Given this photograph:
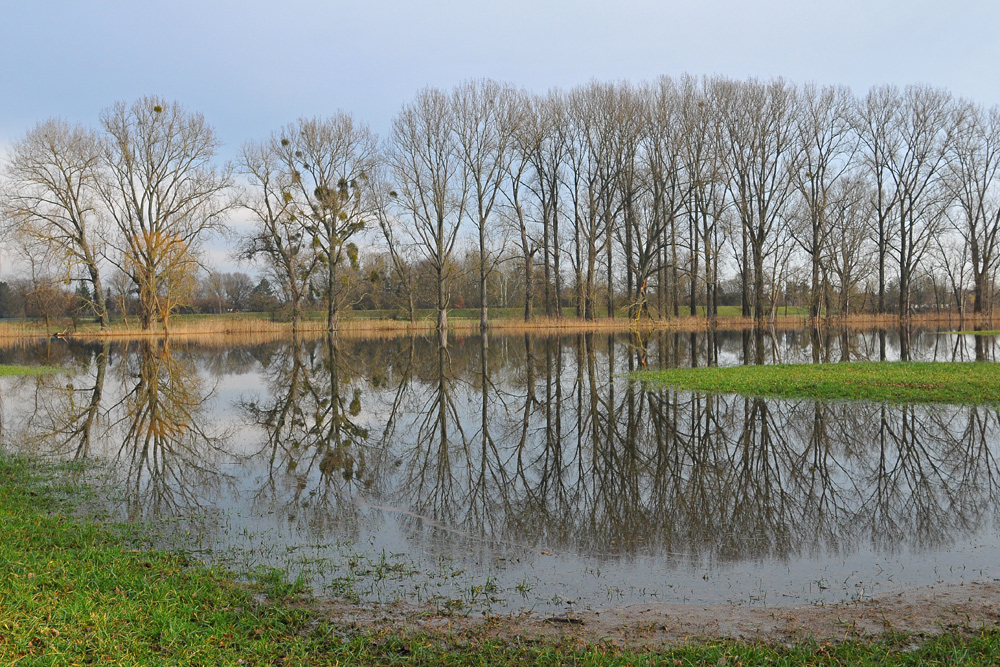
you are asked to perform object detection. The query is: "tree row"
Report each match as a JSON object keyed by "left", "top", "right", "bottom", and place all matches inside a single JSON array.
[{"left": 4, "top": 75, "right": 1000, "bottom": 330}]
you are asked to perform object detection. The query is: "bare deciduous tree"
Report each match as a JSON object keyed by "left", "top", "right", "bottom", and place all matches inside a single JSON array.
[
  {"left": 98, "top": 97, "right": 233, "bottom": 331},
  {"left": 274, "top": 115, "right": 378, "bottom": 330},
  {"left": 826, "top": 175, "right": 875, "bottom": 316},
  {"left": 453, "top": 79, "right": 518, "bottom": 329},
  {"left": 239, "top": 137, "right": 318, "bottom": 331},
  {"left": 946, "top": 102, "right": 1000, "bottom": 315},
  {"left": 2, "top": 119, "right": 108, "bottom": 326},
  {"left": 790, "top": 84, "right": 857, "bottom": 320},
  {"left": 883, "top": 85, "right": 958, "bottom": 316},
  {"left": 714, "top": 77, "right": 799, "bottom": 322},
  {"left": 387, "top": 88, "right": 469, "bottom": 331}
]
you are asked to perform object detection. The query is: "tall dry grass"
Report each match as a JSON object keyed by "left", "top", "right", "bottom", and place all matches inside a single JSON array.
[{"left": 2, "top": 309, "right": 997, "bottom": 344}]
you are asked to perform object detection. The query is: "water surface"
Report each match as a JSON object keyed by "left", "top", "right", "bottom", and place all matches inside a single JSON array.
[{"left": 2, "top": 326, "right": 999, "bottom": 614}]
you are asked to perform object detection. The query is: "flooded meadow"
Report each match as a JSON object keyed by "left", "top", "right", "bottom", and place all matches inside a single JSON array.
[{"left": 2, "top": 327, "right": 1000, "bottom": 617}]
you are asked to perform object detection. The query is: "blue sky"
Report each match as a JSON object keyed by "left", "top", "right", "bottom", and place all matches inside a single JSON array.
[
  {"left": 3, "top": 0, "right": 998, "bottom": 274},
  {"left": 4, "top": 0, "right": 999, "bottom": 156}
]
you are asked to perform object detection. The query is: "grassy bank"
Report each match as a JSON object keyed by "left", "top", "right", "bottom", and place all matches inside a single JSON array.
[
  {"left": 637, "top": 361, "right": 1000, "bottom": 404},
  {"left": 3, "top": 455, "right": 1000, "bottom": 664}
]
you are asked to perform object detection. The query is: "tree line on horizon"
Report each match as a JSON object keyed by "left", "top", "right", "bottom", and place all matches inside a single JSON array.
[{"left": 3, "top": 75, "right": 1000, "bottom": 331}]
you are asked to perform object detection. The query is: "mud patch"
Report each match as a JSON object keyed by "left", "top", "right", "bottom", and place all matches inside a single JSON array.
[{"left": 318, "top": 580, "right": 1000, "bottom": 647}]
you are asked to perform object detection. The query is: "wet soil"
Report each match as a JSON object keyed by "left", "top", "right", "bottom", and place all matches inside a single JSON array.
[{"left": 318, "top": 580, "right": 1000, "bottom": 647}]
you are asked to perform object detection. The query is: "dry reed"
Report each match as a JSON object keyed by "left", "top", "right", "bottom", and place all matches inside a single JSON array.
[{"left": 1, "top": 310, "right": 995, "bottom": 344}]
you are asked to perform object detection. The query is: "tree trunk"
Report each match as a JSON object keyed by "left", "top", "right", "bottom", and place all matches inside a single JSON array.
[
  {"left": 436, "top": 265, "right": 447, "bottom": 330},
  {"left": 810, "top": 222, "right": 821, "bottom": 320},
  {"left": 552, "top": 190, "right": 563, "bottom": 319},
  {"left": 625, "top": 198, "right": 634, "bottom": 319},
  {"left": 479, "top": 221, "right": 488, "bottom": 330},
  {"left": 606, "top": 234, "right": 614, "bottom": 319},
  {"left": 690, "top": 215, "right": 699, "bottom": 317},
  {"left": 542, "top": 201, "right": 552, "bottom": 317},
  {"left": 877, "top": 220, "right": 886, "bottom": 314},
  {"left": 753, "top": 243, "right": 765, "bottom": 324},
  {"left": 85, "top": 259, "right": 109, "bottom": 329},
  {"left": 291, "top": 295, "right": 301, "bottom": 334},
  {"left": 327, "top": 262, "right": 337, "bottom": 331},
  {"left": 670, "top": 216, "right": 679, "bottom": 318},
  {"left": 523, "top": 251, "right": 534, "bottom": 322},
  {"left": 741, "top": 226, "right": 750, "bottom": 318},
  {"left": 973, "top": 266, "right": 986, "bottom": 315}
]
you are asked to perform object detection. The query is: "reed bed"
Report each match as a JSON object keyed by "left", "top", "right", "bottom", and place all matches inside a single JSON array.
[
  {"left": 1, "top": 309, "right": 997, "bottom": 343},
  {"left": 822, "top": 311, "right": 999, "bottom": 330},
  {"left": 0, "top": 321, "right": 52, "bottom": 339}
]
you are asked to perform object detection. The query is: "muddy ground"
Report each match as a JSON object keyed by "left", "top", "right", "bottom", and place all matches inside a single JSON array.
[{"left": 317, "top": 580, "right": 1000, "bottom": 647}]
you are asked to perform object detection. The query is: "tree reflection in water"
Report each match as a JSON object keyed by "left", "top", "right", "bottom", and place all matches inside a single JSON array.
[
  {"left": 11, "top": 339, "right": 232, "bottom": 519},
  {"left": 113, "top": 340, "right": 232, "bottom": 518},
  {"left": 18, "top": 341, "right": 109, "bottom": 461},
  {"left": 240, "top": 334, "right": 373, "bottom": 537},
  {"left": 5, "top": 328, "right": 1000, "bottom": 605}
]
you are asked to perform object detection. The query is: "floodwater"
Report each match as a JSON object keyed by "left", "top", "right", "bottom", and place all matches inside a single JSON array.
[{"left": 2, "top": 327, "right": 1000, "bottom": 615}]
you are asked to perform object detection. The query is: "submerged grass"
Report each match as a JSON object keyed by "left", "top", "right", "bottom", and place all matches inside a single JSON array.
[
  {"left": 0, "top": 364, "right": 61, "bottom": 377},
  {"left": 637, "top": 361, "right": 1000, "bottom": 404},
  {"left": 4, "top": 453, "right": 1000, "bottom": 665}
]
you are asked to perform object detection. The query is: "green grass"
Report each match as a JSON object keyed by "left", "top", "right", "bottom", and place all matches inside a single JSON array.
[
  {"left": 637, "top": 361, "right": 1000, "bottom": 404},
  {"left": 952, "top": 330, "right": 1000, "bottom": 335},
  {"left": 4, "top": 453, "right": 1000, "bottom": 665},
  {"left": 15, "top": 304, "right": 810, "bottom": 330},
  {"left": 0, "top": 364, "right": 61, "bottom": 377}
]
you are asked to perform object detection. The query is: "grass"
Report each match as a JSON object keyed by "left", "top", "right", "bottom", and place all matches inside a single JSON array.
[
  {"left": 953, "top": 329, "right": 1000, "bottom": 335},
  {"left": 3, "top": 454, "right": 1000, "bottom": 664},
  {"left": 0, "top": 364, "right": 61, "bottom": 377},
  {"left": 637, "top": 361, "right": 1000, "bottom": 405}
]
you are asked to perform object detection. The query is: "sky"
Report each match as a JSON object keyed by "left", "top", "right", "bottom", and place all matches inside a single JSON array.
[
  {"left": 3, "top": 0, "right": 999, "bottom": 271},
  {"left": 4, "top": 1, "right": 1000, "bottom": 152}
]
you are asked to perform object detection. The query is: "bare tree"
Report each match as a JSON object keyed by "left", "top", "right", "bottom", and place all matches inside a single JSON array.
[
  {"left": 12, "top": 233, "right": 70, "bottom": 333},
  {"left": 714, "top": 77, "right": 799, "bottom": 322},
  {"left": 930, "top": 232, "right": 971, "bottom": 315},
  {"left": 826, "top": 175, "right": 875, "bottom": 316},
  {"left": 2, "top": 119, "right": 108, "bottom": 327},
  {"left": 945, "top": 102, "right": 1000, "bottom": 315},
  {"left": 855, "top": 85, "right": 957, "bottom": 317},
  {"left": 633, "top": 75, "right": 690, "bottom": 319},
  {"left": 98, "top": 97, "right": 233, "bottom": 331},
  {"left": 502, "top": 89, "right": 540, "bottom": 321},
  {"left": 387, "top": 87, "right": 469, "bottom": 330},
  {"left": 883, "top": 85, "right": 959, "bottom": 317},
  {"left": 526, "top": 92, "right": 568, "bottom": 318},
  {"left": 453, "top": 79, "right": 517, "bottom": 329},
  {"left": 680, "top": 75, "right": 728, "bottom": 323},
  {"left": 238, "top": 137, "right": 318, "bottom": 331},
  {"left": 274, "top": 115, "right": 378, "bottom": 330},
  {"left": 565, "top": 82, "right": 627, "bottom": 320},
  {"left": 856, "top": 86, "right": 900, "bottom": 314},
  {"left": 611, "top": 82, "right": 649, "bottom": 318},
  {"left": 369, "top": 163, "right": 418, "bottom": 322},
  {"left": 789, "top": 84, "right": 857, "bottom": 320},
  {"left": 204, "top": 270, "right": 227, "bottom": 314}
]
